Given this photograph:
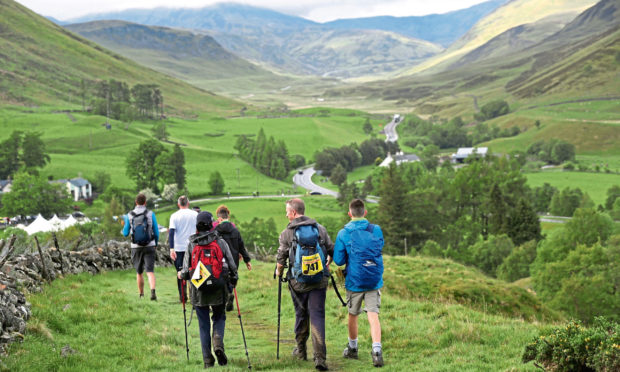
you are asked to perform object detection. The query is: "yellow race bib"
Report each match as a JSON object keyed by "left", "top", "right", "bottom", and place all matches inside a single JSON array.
[{"left": 301, "top": 253, "right": 324, "bottom": 275}]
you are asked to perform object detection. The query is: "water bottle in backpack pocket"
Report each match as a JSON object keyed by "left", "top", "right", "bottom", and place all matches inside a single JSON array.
[
  {"left": 130, "top": 210, "right": 153, "bottom": 246},
  {"left": 190, "top": 239, "right": 226, "bottom": 290},
  {"left": 290, "top": 224, "right": 329, "bottom": 284},
  {"left": 348, "top": 224, "right": 383, "bottom": 289}
]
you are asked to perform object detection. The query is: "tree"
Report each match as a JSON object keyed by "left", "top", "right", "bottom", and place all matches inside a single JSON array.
[
  {"left": 474, "top": 100, "right": 510, "bottom": 121},
  {"left": 330, "top": 163, "right": 347, "bottom": 186},
  {"left": 550, "top": 141, "right": 575, "bottom": 164},
  {"left": 507, "top": 199, "right": 542, "bottom": 246},
  {"left": 0, "top": 131, "right": 23, "bottom": 179},
  {"left": 103, "top": 197, "right": 124, "bottom": 238},
  {"left": 376, "top": 163, "right": 411, "bottom": 255},
  {"left": 152, "top": 123, "right": 169, "bottom": 141},
  {"left": 466, "top": 234, "right": 514, "bottom": 277},
  {"left": 172, "top": 144, "right": 186, "bottom": 190},
  {"left": 532, "top": 183, "right": 557, "bottom": 213},
  {"left": 605, "top": 185, "right": 620, "bottom": 210},
  {"left": 125, "top": 138, "right": 166, "bottom": 193},
  {"left": 21, "top": 132, "right": 50, "bottom": 170},
  {"left": 363, "top": 118, "right": 373, "bottom": 134},
  {"left": 549, "top": 187, "right": 583, "bottom": 216},
  {"left": 496, "top": 240, "right": 537, "bottom": 282},
  {"left": 1, "top": 171, "right": 71, "bottom": 217},
  {"left": 91, "top": 171, "right": 112, "bottom": 194},
  {"left": 209, "top": 171, "right": 225, "bottom": 195}
]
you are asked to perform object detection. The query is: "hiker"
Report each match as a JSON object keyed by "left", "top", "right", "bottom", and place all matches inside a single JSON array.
[
  {"left": 178, "top": 211, "right": 239, "bottom": 368},
  {"left": 214, "top": 205, "right": 252, "bottom": 312},
  {"left": 333, "top": 199, "right": 385, "bottom": 367},
  {"left": 122, "top": 193, "right": 160, "bottom": 300},
  {"left": 275, "top": 198, "right": 333, "bottom": 371},
  {"left": 169, "top": 195, "right": 198, "bottom": 302}
]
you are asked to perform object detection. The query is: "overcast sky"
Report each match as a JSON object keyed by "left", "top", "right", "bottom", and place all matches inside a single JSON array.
[{"left": 15, "top": 0, "right": 491, "bottom": 23}]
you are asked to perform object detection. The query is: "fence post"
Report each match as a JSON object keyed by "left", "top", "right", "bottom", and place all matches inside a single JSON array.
[
  {"left": 52, "top": 232, "right": 65, "bottom": 275},
  {"left": 0, "top": 235, "right": 18, "bottom": 270},
  {"left": 34, "top": 236, "right": 50, "bottom": 281},
  {"left": 404, "top": 238, "right": 407, "bottom": 256}
]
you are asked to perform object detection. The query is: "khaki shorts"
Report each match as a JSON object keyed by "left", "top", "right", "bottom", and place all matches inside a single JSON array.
[{"left": 346, "top": 289, "right": 381, "bottom": 315}]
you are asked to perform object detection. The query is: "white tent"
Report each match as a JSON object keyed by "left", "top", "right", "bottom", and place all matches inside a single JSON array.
[
  {"left": 48, "top": 214, "right": 64, "bottom": 231},
  {"left": 62, "top": 215, "right": 79, "bottom": 229},
  {"left": 23, "top": 214, "right": 54, "bottom": 235}
]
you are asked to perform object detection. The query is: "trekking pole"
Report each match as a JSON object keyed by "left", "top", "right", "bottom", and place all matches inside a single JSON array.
[
  {"left": 233, "top": 287, "right": 252, "bottom": 370},
  {"left": 181, "top": 280, "right": 189, "bottom": 362},
  {"left": 330, "top": 274, "right": 347, "bottom": 307},
  {"left": 274, "top": 267, "right": 282, "bottom": 359}
]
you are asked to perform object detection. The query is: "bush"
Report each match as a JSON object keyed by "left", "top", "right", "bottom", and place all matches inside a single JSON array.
[{"left": 523, "top": 318, "right": 620, "bottom": 372}]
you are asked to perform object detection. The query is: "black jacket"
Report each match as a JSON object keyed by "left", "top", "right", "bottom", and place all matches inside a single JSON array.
[
  {"left": 180, "top": 230, "right": 238, "bottom": 307},
  {"left": 215, "top": 221, "right": 251, "bottom": 268}
]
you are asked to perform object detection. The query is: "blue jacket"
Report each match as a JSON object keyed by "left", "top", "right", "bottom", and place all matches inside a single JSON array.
[{"left": 333, "top": 218, "right": 384, "bottom": 292}]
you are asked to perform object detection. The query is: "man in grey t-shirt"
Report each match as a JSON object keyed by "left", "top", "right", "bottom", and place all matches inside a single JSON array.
[{"left": 169, "top": 195, "right": 197, "bottom": 302}]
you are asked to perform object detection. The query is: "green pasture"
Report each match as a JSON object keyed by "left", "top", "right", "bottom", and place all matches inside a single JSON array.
[
  {"left": 3, "top": 258, "right": 551, "bottom": 371},
  {"left": 525, "top": 171, "right": 620, "bottom": 206}
]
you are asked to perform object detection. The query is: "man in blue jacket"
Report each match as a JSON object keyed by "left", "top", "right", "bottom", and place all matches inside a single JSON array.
[
  {"left": 333, "top": 199, "right": 384, "bottom": 368},
  {"left": 122, "top": 193, "right": 160, "bottom": 300}
]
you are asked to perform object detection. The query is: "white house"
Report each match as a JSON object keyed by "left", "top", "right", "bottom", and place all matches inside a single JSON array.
[
  {"left": 451, "top": 147, "right": 488, "bottom": 163},
  {"left": 379, "top": 152, "right": 420, "bottom": 167},
  {"left": 0, "top": 180, "right": 11, "bottom": 194},
  {"left": 54, "top": 177, "right": 93, "bottom": 201}
]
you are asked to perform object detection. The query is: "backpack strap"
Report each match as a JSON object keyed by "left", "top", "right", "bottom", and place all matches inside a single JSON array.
[{"left": 365, "top": 223, "right": 374, "bottom": 233}]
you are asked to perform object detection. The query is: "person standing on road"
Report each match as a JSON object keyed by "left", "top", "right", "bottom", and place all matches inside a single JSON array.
[
  {"left": 122, "top": 193, "right": 160, "bottom": 300},
  {"left": 275, "top": 198, "right": 333, "bottom": 371},
  {"left": 214, "top": 205, "right": 252, "bottom": 311},
  {"left": 169, "top": 195, "right": 197, "bottom": 302},
  {"left": 333, "top": 199, "right": 385, "bottom": 367}
]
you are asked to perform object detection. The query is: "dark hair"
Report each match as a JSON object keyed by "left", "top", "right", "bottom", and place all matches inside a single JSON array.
[
  {"left": 135, "top": 193, "right": 147, "bottom": 206},
  {"left": 349, "top": 199, "right": 365, "bottom": 217},
  {"left": 196, "top": 222, "right": 212, "bottom": 232},
  {"left": 178, "top": 195, "right": 189, "bottom": 207},
  {"left": 216, "top": 205, "right": 229, "bottom": 219},
  {"left": 286, "top": 198, "right": 305, "bottom": 215}
]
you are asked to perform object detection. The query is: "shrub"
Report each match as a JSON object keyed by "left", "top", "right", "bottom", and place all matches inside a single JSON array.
[{"left": 523, "top": 317, "right": 620, "bottom": 372}]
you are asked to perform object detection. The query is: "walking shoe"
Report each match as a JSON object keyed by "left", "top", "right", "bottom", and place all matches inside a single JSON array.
[
  {"left": 371, "top": 350, "right": 384, "bottom": 367},
  {"left": 150, "top": 289, "right": 157, "bottom": 301},
  {"left": 315, "top": 358, "right": 329, "bottom": 371},
  {"left": 343, "top": 344, "right": 358, "bottom": 359},
  {"left": 204, "top": 353, "right": 215, "bottom": 368},
  {"left": 226, "top": 293, "right": 234, "bottom": 312},
  {"left": 139, "top": 293, "right": 144, "bottom": 299},
  {"left": 214, "top": 349, "right": 228, "bottom": 366},
  {"left": 292, "top": 347, "right": 307, "bottom": 361}
]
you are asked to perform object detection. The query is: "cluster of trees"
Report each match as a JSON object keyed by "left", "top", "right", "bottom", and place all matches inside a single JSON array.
[
  {"left": 402, "top": 115, "right": 521, "bottom": 150},
  {"left": 87, "top": 79, "right": 163, "bottom": 120},
  {"left": 526, "top": 139, "right": 576, "bottom": 164},
  {"left": 125, "top": 138, "right": 186, "bottom": 194},
  {"left": 0, "top": 131, "right": 50, "bottom": 179},
  {"left": 234, "top": 129, "right": 293, "bottom": 180},
  {"left": 315, "top": 138, "right": 396, "bottom": 177},
  {"left": 372, "top": 156, "right": 542, "bottom": 262},
  {"left": 473, "top": 100, "right": 510, "bottom": 121},
  {"left": 1, "top": 172, "right": 72, "bottom": 217}
]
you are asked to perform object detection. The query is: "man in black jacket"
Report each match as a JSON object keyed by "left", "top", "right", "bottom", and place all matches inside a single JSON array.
[
  {"left": 214, "top": 205, "right": 252, "bottom": 311},
  {"left": 178, "top": 211, "right": 238, "bottom": 368}
]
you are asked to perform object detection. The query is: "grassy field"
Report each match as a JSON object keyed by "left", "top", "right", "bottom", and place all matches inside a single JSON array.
[
  {"left": 525, "top": 171, "right": 620, "bottom": 206},
  {"left": 3, "top": 257, "right": 554, "bottom": 371}
]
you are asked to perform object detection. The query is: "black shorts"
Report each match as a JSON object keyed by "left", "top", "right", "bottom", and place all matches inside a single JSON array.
[{"left": 131, "top": 246, "right": 156, "bottom": 274}]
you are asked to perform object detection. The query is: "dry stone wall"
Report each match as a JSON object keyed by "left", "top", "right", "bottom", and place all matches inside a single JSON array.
[{"left": 0, "top": 241, "right": 173, "bottom": 355}]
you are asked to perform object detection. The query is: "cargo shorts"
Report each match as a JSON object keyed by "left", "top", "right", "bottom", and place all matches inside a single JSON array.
[
  {"left": 346, "top": 289, "right": 381, "bottom": 315},
  {"left": 131, "top": 246, "right": 156, "bottom": 274}
]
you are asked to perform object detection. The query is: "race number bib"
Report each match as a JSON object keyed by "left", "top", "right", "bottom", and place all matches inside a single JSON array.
[{"left": 301, "top": 253, "right": 323, "bottom": 275}]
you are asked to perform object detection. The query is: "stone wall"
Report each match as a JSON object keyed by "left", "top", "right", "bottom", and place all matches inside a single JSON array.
[{"left": 0, "top": 241, "right": 173, "bottom": 354}]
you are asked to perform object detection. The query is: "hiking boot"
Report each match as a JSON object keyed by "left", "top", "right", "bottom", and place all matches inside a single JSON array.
[
  {"left": 226, "top": 293, "right": 234, "bottom": 312},
  {"left": 214, "top": 349, "right": 228, "bottom": 366},
  {"left": 150, "top": 289, "right": 157, "bottom": 301},
  {"left": 292, "top": 346, "right": 307, "bottom": 361},
  {"left": 315, "top": 358, "right": 329, "bottom": 371},
  {"left": 343, "top": 344, "right": 358, "bottom": 359},
  {"left": 204, "top": 353, "right": 215, "bottom": 368},
  {"left": 371, "top": 350, "right": 384, "bottom": 367}
]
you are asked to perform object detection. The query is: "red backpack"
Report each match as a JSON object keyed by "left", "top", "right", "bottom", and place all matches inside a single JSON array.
[{"left": 190, "top": 239, "right": 224, "bottom": 283}]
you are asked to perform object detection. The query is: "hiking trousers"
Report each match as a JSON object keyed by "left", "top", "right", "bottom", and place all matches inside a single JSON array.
[
  {"left": 173, "top": 251, "right": 186, "bottom": 301},
  {"left": 195, "top": 304, "right": 226, "bottom": 360},
  {"left": 290, "top": 286, "right": 327, "bottom": 361}
]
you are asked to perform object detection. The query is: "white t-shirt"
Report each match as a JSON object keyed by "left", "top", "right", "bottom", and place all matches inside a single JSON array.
[{"left": 169, "top": 208, "right": 198, "bottom": 252}]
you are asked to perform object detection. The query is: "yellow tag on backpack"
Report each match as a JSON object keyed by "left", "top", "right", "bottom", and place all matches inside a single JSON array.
[
  {"left": 191, "top": 261, "right": 212, "bottom": 289},
  {"left": 301, "top": 253, "right": 323, "bottom": 275}
]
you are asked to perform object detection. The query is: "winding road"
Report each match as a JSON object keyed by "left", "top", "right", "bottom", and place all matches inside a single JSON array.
[{"left": 293, "top": 167, "right": 339, "bottom": 197}]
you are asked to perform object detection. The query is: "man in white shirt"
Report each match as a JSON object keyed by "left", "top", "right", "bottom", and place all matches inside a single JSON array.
[{"left": 169, "top": 195, "right": 198, "bottom": 302}]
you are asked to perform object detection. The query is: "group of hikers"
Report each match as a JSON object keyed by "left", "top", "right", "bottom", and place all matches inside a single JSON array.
[{"left": 122, "top": 194, "right": 385, "bottom": 370}]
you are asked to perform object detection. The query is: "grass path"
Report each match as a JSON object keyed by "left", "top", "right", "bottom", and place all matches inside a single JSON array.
[{"left": 4, "top": 260, "right": 548, "bottom": 371}]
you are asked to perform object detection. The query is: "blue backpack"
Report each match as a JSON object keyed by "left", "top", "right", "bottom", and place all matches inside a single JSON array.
[
  {"left": 348, "top": 224, "right": 383, "bottom": 289},
  {"left": 130, "top": 210, "right": 153, "bottom": 246},
  {"left": 290, "top": 224, "right": 329, "bottom": 283}
]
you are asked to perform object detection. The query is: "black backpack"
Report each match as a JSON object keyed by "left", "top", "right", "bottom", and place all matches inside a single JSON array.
[{"left": 130, "top": 210, "right": 153, "bottom": 246}]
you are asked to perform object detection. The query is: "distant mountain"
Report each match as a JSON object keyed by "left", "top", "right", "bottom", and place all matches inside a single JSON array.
[
  {"left": 0, "top": 1, "right": 241, "bottom": 114},
  {"left": 399, "top": 0, "right": 598, "bottom": 76},
  {"left": 324, "top": 0, "right": 507, "bottom": 47},
  {"left": 65, "top": 3, "right": 444, "bottom": 78}
]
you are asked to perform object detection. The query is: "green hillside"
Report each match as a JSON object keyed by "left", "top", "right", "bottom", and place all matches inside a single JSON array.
[
  {"left": 2, "top": 257, "right": 557, "bottom": 371},
  {"left": 0, "top": 0, "right": 242, "bottom": 116}
]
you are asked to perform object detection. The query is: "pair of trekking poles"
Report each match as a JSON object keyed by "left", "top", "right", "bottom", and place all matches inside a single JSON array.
[
  {"left": 274, "top": 266, "right": 346, "bottom": 359},
  {"left": 181, "top": 280, "right": 252, "bottom": 370}
]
